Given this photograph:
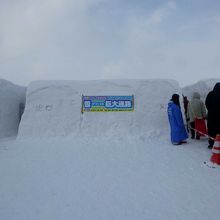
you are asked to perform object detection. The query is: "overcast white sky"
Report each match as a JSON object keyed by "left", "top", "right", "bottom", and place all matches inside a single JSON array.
[{"left": 0, "top": 0, "right": 220, "bottom": 86}]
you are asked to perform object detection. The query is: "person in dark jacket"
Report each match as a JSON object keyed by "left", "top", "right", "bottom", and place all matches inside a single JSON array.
[
  {"left": 182, "top": 95, "right": 189, "bottom": 132},
  {"left": 205, "top": 82, "right": 220, "bottom": 149},
  {"left": 167, "top": 94, "right": 188, "bottom": 145},
  {"left": 183, "top": 95, "right": 189, "bottom": 116}
]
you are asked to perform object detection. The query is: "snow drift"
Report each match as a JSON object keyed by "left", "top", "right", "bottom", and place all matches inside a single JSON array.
[
  {"left": 18, "top": 79, "right": 181, "bottom": 139},
  {"left": 0, "top": 79, "right": 26, "bottom": 138}
]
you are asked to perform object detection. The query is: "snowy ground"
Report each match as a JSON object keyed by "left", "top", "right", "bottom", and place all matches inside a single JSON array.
[{"left": 1, "top": 136, "right": 220, "bottom": 220}]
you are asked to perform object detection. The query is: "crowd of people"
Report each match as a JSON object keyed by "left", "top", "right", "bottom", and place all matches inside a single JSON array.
[{"left": 167, "top": 83, "right": 220, "bottom": 149}]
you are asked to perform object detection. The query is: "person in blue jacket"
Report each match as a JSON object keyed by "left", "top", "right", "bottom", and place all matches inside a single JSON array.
[{"left": 167, "top": 94, "right": 188, "bottom": 145}]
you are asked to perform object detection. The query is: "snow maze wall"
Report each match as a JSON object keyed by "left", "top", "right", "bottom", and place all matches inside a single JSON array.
[
  {"left": 18, "top": 79, "right": 181, "bottom": 139},
  {"left": 0, "top": 79, "right": 26, "bottom": 138}
]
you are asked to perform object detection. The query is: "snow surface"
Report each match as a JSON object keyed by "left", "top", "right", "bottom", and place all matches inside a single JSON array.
[
  {"left": 1, "top": 136, "right": 220, "bottom": 220},
  {"left": 0, "top": 79, "right": 26, "bottom": 138},
  {"left": 1, "top": 78, "right": 220, "bottom": 220}
]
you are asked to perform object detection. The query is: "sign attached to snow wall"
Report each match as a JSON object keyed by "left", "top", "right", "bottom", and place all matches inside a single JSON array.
[{"left": 82, "top": 95, "right": 134, "bottom": 112}]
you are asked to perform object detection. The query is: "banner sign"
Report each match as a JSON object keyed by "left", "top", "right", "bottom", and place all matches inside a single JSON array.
[{"left": 82, "top": 95, "right": 134, "bottom": 112}]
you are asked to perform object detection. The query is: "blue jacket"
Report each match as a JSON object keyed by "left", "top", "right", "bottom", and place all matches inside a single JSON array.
[{"left": 167, "top": 101, "right": 188, "bottom": 143}]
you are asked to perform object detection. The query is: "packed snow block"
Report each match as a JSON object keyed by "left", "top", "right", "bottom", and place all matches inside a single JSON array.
[
  {"left": 182, "top": 79, "right": 220, "bottom": 101},
  {"left": 18, "top": 79, "right": 181, "bottom": 139},
  {"left": 0, "top": 79, "right": 26, "bottom": 138}
]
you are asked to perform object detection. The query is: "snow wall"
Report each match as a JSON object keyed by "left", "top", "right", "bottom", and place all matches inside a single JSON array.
[
  {"left": 0, "top": 79, "right": 26, "bottom": 138},
  {"left": 18, "top": 79, "right": 181, "bottom": 139},
  {"left": 182, "top": 79, "right": 220, "bottom": 101}
]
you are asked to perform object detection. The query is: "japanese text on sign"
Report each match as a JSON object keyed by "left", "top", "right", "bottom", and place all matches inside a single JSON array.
[{"left": 82, "top": 95, "right": 134, "bottom": 112}]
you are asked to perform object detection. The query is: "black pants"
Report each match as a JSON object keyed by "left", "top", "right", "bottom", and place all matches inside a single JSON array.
[
  {"left": 190, "top": 122, "right": 200, "bottom": 139},
  {"left": 207, "top": 119, "right": 220, "bottom": 148},
  {"left": 208, "top": 127, "right": 218, "bottom": 148}
]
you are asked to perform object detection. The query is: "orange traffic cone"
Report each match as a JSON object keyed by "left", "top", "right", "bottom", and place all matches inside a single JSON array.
[{"left": 210, "top": 134, "right": 220, "bottom": 165}]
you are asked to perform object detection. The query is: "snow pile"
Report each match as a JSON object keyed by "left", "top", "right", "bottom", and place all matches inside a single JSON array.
[
  {"left": 18, "top": 79, "right": 181, "bottom": 139},
  {"left": 0, "top": 79, "right": 26, "bottom": 138},
  {"left": 182, "top": 79, "right": 220, "bottom": 101}
]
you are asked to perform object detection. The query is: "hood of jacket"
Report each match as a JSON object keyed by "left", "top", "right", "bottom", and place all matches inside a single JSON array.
[
  {"left": 213, "top": 82, "right": 220, "bottom": 93},
  {"left": 168, "top": 100, "right": 180, "bottom": 109},
  {"left": 192, "top": 92, "right": 201, "bottom": 99}
]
